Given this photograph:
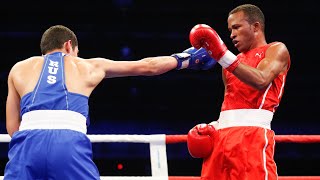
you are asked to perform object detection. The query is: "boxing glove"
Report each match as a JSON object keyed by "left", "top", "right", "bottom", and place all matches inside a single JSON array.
[
  {"left": 189, "top": 24, "right": 240, "bottom": 72},
  {"left": 187, "top": 123, "right": 216, "bottom": 158},
  {"left": 172, "top": 47, "right": 217, "bottom": 70}
]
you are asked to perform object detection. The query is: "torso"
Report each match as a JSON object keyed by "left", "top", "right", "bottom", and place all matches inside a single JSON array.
[
  {"left": 12, "top": 52, "right": 102, "bottom": 126},
  {"left": 221, "top": 43, "right": 290, "bottom": 112}
]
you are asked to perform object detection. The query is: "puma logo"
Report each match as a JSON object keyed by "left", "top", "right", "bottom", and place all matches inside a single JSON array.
[{"left": 255, "top": 52, "right": 263, "bottom": 58}]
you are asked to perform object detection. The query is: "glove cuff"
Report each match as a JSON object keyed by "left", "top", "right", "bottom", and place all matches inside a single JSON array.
[
  {"left": 218, "top": 50, "right": 237, "bottom": 69},
  {"left": 171, "top": 53, "right": 191, "bottom": 70},
  {"left": 225, "top": 59, "right": 240, "bottom": 73}
]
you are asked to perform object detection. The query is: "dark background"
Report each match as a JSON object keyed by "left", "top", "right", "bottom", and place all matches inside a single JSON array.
[{"left": 0, "top": 0, "right": 319, "bottom": 177}]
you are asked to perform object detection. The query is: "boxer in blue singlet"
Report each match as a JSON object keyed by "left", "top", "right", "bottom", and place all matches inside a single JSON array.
[
  {"left": 5, "top": 52, "right": 99, "bottom": 179},
  {"left": 4, "top": 25, "right": 215, "bottom": 179}
]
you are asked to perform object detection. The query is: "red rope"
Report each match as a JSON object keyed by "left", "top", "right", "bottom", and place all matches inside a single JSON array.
[
  {"left": 169, "top": 176, "right": 320, "bottom": 180},
  {"left": 165, "top": 135, "right": 320, "bottom": 144},
  {"left": 279, "top": 177, "right": 320, "bottom": 180},
  {"left": 275, "top": 135, "right": 320, "bottom": 143},
  {"left": 166, "top": 135, "right": 187, "bottom": 144}
]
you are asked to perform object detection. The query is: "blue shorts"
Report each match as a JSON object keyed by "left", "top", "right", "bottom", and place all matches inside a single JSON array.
[{"left": 4, "top": 129, "right": 100, "bottom": 180}]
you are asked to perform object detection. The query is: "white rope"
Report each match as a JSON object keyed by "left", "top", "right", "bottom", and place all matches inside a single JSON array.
[
  {"left": 0, "top": 134, "right": 168, "bottom": 180},
  {"left": 88, "top": 134, "right": 166, "bottom": 143},
  {"left": 0, "top": 134, "right": 10, "bottom": 143},
  {"left": 0, "top": 134, "right": 167, "bottom": 143}
]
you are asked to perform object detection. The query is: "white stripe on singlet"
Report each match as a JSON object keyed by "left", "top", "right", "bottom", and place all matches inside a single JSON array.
[
  {"left": 263, "top": 128, "right": 268, "bottom": 180},
  {"left": 60, "top": 54, "right": 69, "bottom": 110},
  {"left": 259, "top": 82, "right": 272, "bottom": 109}
]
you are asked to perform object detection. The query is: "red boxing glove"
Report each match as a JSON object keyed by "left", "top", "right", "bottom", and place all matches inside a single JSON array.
[
  {"left": 189, "top": 24, "right": 240, "bottom": 72},
  {"left": 187, "top": 123, "right": 216, "bottom": 158}
]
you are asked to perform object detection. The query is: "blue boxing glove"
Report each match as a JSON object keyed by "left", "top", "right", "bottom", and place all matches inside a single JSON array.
[{"left": 172, "top": 47, "right": 217, "bottom": 70}]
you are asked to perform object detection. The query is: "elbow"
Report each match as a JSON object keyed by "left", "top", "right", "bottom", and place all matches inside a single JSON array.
[
  {"left": 252, "top": 80, "right": 270, "bottom": 90},
  {"left": 248, "top": 72, "right": 272, "bottom": 90},
  {"left": 143, "top": 62, "right": 163, "bottom": 76},
  {"left": 7, "top": 129, "right": 15, "bottom": 137},
  {"left": 255, "top": 84, "right": 269, "bottom": 90},
  {"left": 8, "top": 132, "right": 13, "bottom": 137},
  {"left": 139, "top": 57, "right": 175, "bottom": 76},
  {"left": 144, "top": 68, "right": 161, "bottom": 76},
  {"left": 6, "top": 124, "right": 19, "bottom": 137}
]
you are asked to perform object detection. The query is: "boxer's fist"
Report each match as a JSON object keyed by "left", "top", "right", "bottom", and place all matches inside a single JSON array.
[
  {"left": 189, "top": 24, "right": 240, "bottom": 72},
  {"left": 189, "top": 24, "right": 227, "bottom": 60},
  {"left": 172, "top": 47, "right": 217, "bottom": 70},
  {"left": 187, "top": 123, "right": 216, "bottom": 158}
]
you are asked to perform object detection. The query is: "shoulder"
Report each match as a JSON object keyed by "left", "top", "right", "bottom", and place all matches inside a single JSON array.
[
  {"left": 72, "top": 56, "right": 111, "bottom": 64},
  {"left": 79, "top": 57, "right": 119, "bottom": 71},
  {"left": 267, "top": 42, "right": 289, "bottom": 55},
  {"left": 69, "top": 57, "right": 115, "bottom": 76},
  {"left": 266, "top": 42, "right": 290, "bottom": 66},
  {"left": 10, "top": 56, "right": 42, "bottom": 72},
  {"left": 72, "top": 57, "right": 106, "bottom": 69},
  {"left": 269, "top": 42, "right": 288, "bottom": 51},
  {"left": 7, "top": 56, "right": 42, "bottom": 82}
]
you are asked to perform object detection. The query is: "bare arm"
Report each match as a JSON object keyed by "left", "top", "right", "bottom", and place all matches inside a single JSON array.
[
  {"left": 222, "top": 70, "right": 227, "bottom": 95},
  {"left": 6, "top": 67, "right": 21, "bottom": 137},
  {"left": 90, "top": 56, "right": 178, "bottom": 79},
  {"left": 232, "top": 42, "right": 290, "bottom": 90}
]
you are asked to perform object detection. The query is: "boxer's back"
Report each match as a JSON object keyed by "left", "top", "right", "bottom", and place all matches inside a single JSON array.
[
  {"left": 12, "top": 53, "right": 98, "bottom": 99},
  {"left": 5, "top": 52, "right": 101, "bottom": 179}
]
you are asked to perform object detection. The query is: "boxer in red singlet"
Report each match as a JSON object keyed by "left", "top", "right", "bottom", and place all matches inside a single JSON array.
[{"left": 187, "top": 4, "right": 290, "bottom": 180}]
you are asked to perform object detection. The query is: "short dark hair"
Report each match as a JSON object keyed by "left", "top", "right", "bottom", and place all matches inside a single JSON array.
[
  {"left": 40, "top": 25, "right": 78, "bottom": 54},
  {"left": 229, "top": 4, "right": 265, "bottom": 32}
]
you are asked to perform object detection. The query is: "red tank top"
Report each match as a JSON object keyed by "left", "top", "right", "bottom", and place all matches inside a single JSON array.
[{"left": 221, "top": 42, "right": 290, "bottom": 113}]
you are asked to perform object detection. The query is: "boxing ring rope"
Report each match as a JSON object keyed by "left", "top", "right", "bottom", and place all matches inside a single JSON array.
[
  {"left": 0, "top": 134, "right": 320, "bottom": 180},
  {"left": 164, "top": 134, "right": 320, "bottom": 144}
]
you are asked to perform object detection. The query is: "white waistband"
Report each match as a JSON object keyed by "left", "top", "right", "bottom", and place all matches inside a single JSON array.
[
  {"left": 20, "top": 110, "right": 87, "bottom": 134},
  {"left": 217, "top": 109, "right": 273, "bottom": 130}
]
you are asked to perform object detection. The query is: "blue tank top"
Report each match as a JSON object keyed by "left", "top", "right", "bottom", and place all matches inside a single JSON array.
[{"left": 20, "top": 52, "right": 90, "bottom": 126}]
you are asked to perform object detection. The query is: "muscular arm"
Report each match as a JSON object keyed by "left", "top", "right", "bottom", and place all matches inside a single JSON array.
[
  {"left": 232, "top": 42, "right": 290, "bottom": 90},
  {"left": 6, "top": 68, "right": 21, "bottom": 137},
  {"left": 90, "top": 56, "right": 178, "bottom": 79}
]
